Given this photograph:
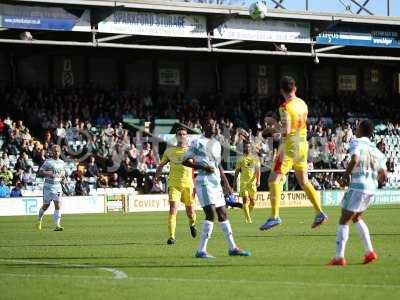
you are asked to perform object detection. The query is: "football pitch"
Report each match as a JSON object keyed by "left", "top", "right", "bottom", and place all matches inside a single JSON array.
[{"left": 0, "top": 206, "right": 399, "bottom": 300}]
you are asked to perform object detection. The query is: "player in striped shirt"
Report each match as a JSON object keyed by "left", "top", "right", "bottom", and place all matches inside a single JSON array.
[
  {"left": 329, "top": 120, "right": 387, "bottom": 266},
  {"left": 37, "top": 145, "right": 66, "bottom": 231},
  {"left": 182, "top": 119, "right": 250, "bottom": 258}
]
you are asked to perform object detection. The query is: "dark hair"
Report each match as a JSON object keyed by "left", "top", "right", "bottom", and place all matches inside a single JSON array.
[
  {"left": 359, "top": 120, "right": 374, "bottom": 137},
  {"left": 280, "top": 76, "right": 296, "bottom": 93},
  {"left": 176, "top": 127, "right": 187, "bottom": 134}
]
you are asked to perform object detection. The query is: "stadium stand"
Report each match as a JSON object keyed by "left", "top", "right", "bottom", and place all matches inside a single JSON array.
[{"left": 0, "top": 86, "right": 399, "bottom": 196}]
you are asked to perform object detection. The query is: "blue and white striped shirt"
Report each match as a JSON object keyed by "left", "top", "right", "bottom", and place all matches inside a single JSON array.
[
  {"left": 40, "top": 158, "right": 66, "bottom": 193},
  {"left": 349, "top": 137, "right": 386, "bottom": 194},
  {"left": 183, "top": 136, "right": 222, "bottom": 188}
]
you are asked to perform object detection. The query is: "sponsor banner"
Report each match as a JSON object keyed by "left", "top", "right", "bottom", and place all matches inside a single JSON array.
[
  {"left": 98, "top": 11, "right": 207, "bottom": 38},
  {"left": 0, "top": 196, "right": 105, "bottom": 216},
  {"left": 322, "top": 189, "right": 400, "bottom": 207},
  {"left": 321, "top": 190, "right": 345, "bottom": 207},
  {"left": 317, "top": 28, "right": 400, "bottom": 48},
  {"left": 128, "top": 194, "right": 202, "bottom": 212},
  {"left": 373, "top": 189, "right": 400, "bottom": 205},
  {"left": 0, "top": 4, "right": 90, "bottom": 32},
  {"left": 254, "top": 191, "right": 313, "bottom": 208},
  {"left": 214, "top": 19, "right": 310, "bottom": 43}
]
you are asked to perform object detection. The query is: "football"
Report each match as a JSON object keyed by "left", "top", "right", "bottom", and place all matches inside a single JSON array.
[{"left": 249, "top": 1, "right": 268, "bottom": 20}]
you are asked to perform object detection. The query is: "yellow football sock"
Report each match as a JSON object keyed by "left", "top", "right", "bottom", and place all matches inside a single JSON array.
[
  {"left": 269, "top": 181, "right": 282, "bottom": 218},
  {"left": 303, "top": 182, "right": 323, "bottom": 213},
  {"left": 188, "top": 212, "right": 196, "bottom": 227},
  {"left": 243, "top": 202, "right": 251, "bottom": 222},
  {"left": 168, "top": 214, "right": 177, "bottom": 239}
]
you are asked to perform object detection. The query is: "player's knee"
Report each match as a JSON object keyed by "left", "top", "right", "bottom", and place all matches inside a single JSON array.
[
  {"left": 352, "top": 215, "right": 361, "bottom": 223},
  {"left": 217, "top": 212, "right": 227, "bottom": 222},
  {"left": 205, "top": 211, "right": 215, "bottom": 222}
]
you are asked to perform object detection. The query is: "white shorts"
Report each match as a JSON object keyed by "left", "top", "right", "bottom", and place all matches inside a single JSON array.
[
  {"left": 195, "top": 183, "right": 225, "bottom": 208},
  {"left": 341, "top": 189, "right": 374, "bottom": 213},
  {"left": 43, "top": 189, "right": 62, "bottom": 204}
]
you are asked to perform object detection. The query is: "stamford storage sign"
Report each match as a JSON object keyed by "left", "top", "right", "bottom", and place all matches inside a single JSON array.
[
  {"left": 98, "top": 11, "right": 207, "bottom": 38},
  {"left": 0, "top": 4, "right": 90, "bottom": 31}
]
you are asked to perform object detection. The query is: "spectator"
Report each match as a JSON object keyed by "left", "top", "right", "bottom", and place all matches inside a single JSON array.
[
  {"left": 15, "top": 153, "right": 29, "bottom": 172},
  {"left": 377, "top": 138, "right": 387, "bottom": 154},
  {"left": 1, "top": 153, "right": 10, "bottom": 169},
  {"left": 33, "top": 148, "right": 47, "bottom": 167},
  {"left": 10, "top": 181, "right": 23, "bottom": 197},
  {"left": 109, "top": 172, "right": 123, "bottom": 188},
  {"left": 0, "top": 178, "right": 10, "bottom": 198},
  {"left": 387, "top": 157, "right": 395, "bottom": 173},
  {"left": 119, "top": 157, "right": 135, "bottom": 185},
  {"left": 142, "top": 149, "right": 158, "bottom": 170},
  {"left": 21, "top": 167, "right": 34, "bottom": 187},
  {"left": 0, "top": 166, "right": 13, "bottom": 185},
  {"left": 86, "top": 156, "right": 100, "bottom": 178}
]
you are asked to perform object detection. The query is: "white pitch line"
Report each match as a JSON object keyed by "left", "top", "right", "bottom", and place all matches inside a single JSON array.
[
  {"left": 0, "top": 269, "right": 399, "bottom": 290},
  {"left": 0, "top": 259, "right": 128, "bottom": 279}
]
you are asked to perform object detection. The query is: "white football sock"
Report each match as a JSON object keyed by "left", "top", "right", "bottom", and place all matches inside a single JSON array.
[
  {"left": 38, "top": 208, "right": 45, "bottom": 221},
  {"left": 198, "top": 220, "right": 214, "bottom": 253},
  {"left": 336, "top": 224, "right": 349, "bottom": 258},
  {"left": 355, "top": 219, "right": 373, "bottom": 253},
  {"left": 53, "top": 210, "right": 61, "bottom": 227},
  {"left": 220, "top": 220, "right": 237, "bottom": 250}
]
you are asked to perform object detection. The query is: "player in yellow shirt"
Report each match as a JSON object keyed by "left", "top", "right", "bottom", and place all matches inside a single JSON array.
[
  {"left": 234, "top": 142, "right": 260, "bottom": 223},
  {"left": 260, "top": 76, "right": 328, "bottom": 231},
  {"left": 154, "top": 128, "right": 197, "bottom": 245}
]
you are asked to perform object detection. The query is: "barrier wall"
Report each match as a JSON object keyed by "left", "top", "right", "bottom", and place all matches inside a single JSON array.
[
  {"left": 321, "top": 189, "right": 400, "bottom": 206},
  {"left": 1, "top": 189, "right": 399, "bottom": 216},
  {"left": 0, "top": 196, "right": 105, "bottom": 216}
]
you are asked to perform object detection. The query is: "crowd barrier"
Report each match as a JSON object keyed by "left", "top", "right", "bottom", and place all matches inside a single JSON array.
[{"left": 1, "top": 189, "right": 399, "bottom": 216}]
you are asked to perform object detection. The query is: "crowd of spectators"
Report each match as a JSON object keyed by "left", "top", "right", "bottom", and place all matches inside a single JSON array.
[{"left": 0, "top": 86, "right": 399, "bottom": 196}]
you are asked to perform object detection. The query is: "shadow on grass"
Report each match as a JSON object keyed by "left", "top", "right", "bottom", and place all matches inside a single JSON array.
[
  {"left": 0, "top": 261, "right": 325, "bottom": 269},
  {"left": 0, "top": 241, "right": 165, "bottom": 248},
  {"left": 247, "top": 233, "right": 400, "bottom": 238}
]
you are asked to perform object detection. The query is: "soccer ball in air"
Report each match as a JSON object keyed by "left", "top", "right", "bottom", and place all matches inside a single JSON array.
[{"left": 249, "top": 1, "right": 268, "bottom": 21}]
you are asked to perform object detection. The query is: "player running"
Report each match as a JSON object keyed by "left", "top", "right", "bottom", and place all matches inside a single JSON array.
[
  {"left": 182, "top": 119, "right": 250, "bottom": 258},
  {"left": 260, "top": 76, "right": 327, "bottom": 231},
  {"left": 233, "top": 141, "right": 260, "bottom": 223},
  {"left": 329, "top": 120, "right": 387, "bottom": 266},
  {"left": 154, "top": 128, "right": 197, "bottom": 245},
  {"left": 37, "top": 144, "right": 66, "bottom": 231}
]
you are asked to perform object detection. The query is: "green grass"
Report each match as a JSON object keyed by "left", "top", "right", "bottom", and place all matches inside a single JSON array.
[{"left": 0, "top": 206, "right": 399, "bottom": 300}]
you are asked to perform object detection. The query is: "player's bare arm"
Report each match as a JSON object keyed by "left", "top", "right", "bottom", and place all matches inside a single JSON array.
[
  {"left": 182, "top": 158, "right": 214, "bottom": 173},
  {"left": 154, "top": 159, "right": 169, "bottom": 182},
  {"left": 339, "top": 154, "right": 359, "bottom": 187},
  {"left": 219, "top": 165, "right": 233, "bottom": 194},
  {"left": 255, "top": 166, "right": 261, "bottom": 188},
  {"left": 233, "top": 167, "right": 240, "bottom": 192}
]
